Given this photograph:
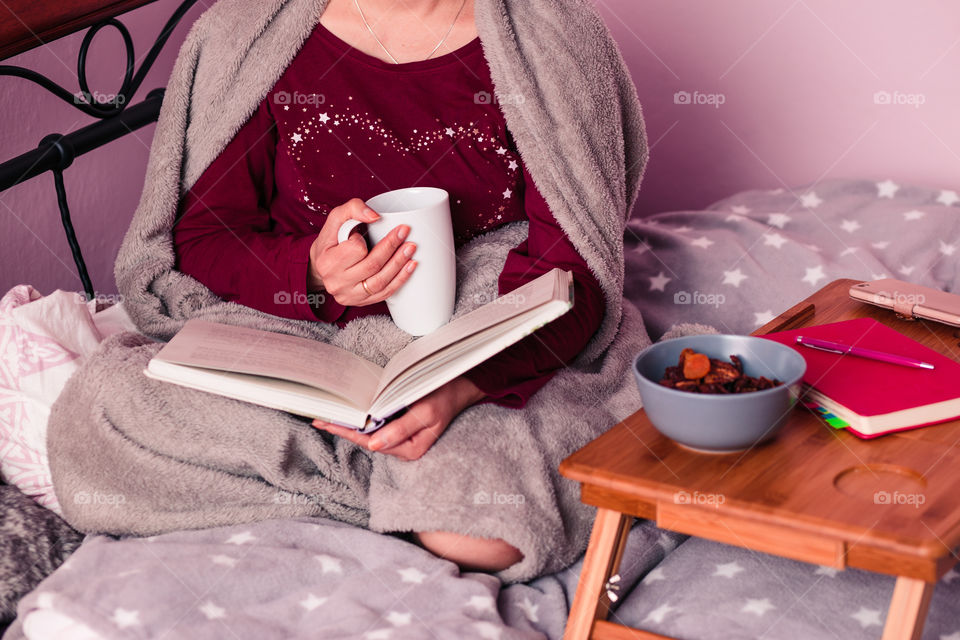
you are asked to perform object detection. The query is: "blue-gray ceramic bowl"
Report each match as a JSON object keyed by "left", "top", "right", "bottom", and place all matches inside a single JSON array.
[{"left": 633, "top": 335, "right": 807, "bottom": 453}]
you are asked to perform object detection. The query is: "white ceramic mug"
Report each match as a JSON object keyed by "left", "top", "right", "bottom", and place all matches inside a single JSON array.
[{"left": 337, "top": 187, "right": 456, "bottom": 336}]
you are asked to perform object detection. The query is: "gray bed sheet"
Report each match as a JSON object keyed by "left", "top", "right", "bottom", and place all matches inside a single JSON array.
[{"left": 7, "top": 178, "right": 960, "bottom": 639}]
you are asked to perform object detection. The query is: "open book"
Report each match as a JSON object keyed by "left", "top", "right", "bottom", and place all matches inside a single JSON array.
[{"left": 145, "top": 268, "right": 573, "bottom": 433}]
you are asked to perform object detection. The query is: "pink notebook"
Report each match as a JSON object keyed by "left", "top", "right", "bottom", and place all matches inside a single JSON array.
[{"left": 762, "top": 317, "right": 960, "bottom": 438}]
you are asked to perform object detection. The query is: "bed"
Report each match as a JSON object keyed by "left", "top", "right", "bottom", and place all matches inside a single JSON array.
[{"left": 2, "top": 2, "right": 960, "bottom": 639}]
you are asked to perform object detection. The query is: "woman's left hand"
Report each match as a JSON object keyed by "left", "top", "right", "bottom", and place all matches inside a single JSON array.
[{"left": 312, "top": 376, "right": 486, "bottom": 461}]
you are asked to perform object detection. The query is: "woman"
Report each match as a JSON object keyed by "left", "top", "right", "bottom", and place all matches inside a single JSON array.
[{"left": 171, "top": 0, "right": 608, "bottom": 571}]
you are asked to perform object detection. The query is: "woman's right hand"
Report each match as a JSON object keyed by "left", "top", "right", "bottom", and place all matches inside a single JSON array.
[{"left": 308, "top": 198, "right": 418, "bottom": 307}]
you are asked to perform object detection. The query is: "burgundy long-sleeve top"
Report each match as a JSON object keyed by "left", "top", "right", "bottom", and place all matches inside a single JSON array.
[{"left": 173, "top": 22, "right": 605, "bottom": 408}]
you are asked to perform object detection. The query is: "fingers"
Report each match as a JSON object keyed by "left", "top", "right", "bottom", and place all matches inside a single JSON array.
[
  {"left": 312, "top": 420, "right": 373, "bottom": 449},
  {"left": 319, "top": 198, "right": 379, "bottom": 250}
]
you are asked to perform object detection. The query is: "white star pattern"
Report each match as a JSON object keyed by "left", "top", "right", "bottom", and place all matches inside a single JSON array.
[
  {"left": 673, "top": 225, "right": 693, "bottom": 234},
  {"left": 398, "top": 567, "right": 427, "bottom": 584},
  {"left": 643, "top": 603, "right": 676, "bottom": 624},
  {"left": 940, "top": 241, "right": 956, "bottom": 256},
  {"left": 210, "top": 555, "right": 237, "bottom": 568},
  {"left": 871, "top": 240, "right": 890, "bottom": 250},
  {"left": 840, "top": 219, "right": 861, "bottom": 233},
  {"left": 802, "top": 265, "right": 826, "bottom": 287},
  {"left": 649, "top": 272, "right": 672, "bottom": 292},
  {"left": 763, "top": 232, "right": 787, "bottom": 249},
  {"left": 899, "top": 265, "right": 916, "bottom": 276},
  {"left": 502, "top": 189, "right": 512, "bottom": 199},
  {"left": 754, "top": 310, "right": 775, "bottom": 327},
  {"left": 466, "top": 594, "right": 497, "bottom": 614},
  {"left": 111, "top": 608, "right": 140, "bottom": 629},
  {"left": 473, "top": 621, "right": 503, "bottom": 640},
  {"left": 300, "top": 594, "right": 327, "bottom": 611},
  {"left": 940, "top": 632, "right": 960, "bottom": 640},
  {"left": 800, "top": 192, "right": 823, "bottom": 208},
  {"left": 225, "top": 531, "right": 256, "bottom": 545},
  {"left": 690, "top": 236, "right": 715, "bottom": 249},
  {"left": 314, "top": 554, "right": 343, "bottom": 574},
  {"left": 713, "top": 562, "right": 745, "bottom": 578},
  {"left": 643, "top": 567, "right": 667, "bottom": 583},
  {"left": 768, "top": 188, "right": 785, "bottom": 195},
  {"left": 850, "top": 607, "right": 883, "bottom": 628},
  {"left": 731, "top": 205, "right": 751, "bottom": 215},
  {"left": 508, "top": 160, "right": 518, "bottom": 171},
  {"left": 445, "top": 127, "right": 455, "bottom": 136},
  {"left": 814, "top": 565, "right": 839, "bottom": 578},
  {"left": 722, "top": 268, "right": 748, "bottom": 288},
  {"left": 840, "top": 247, "right": 859, "bottom": 257},
  {"left": 942, "top": 568, "right": 960, "bottom": 584},
  {"left": 518, "top": 597, "right": 540, "bottom": 622},
  {"left": 291, "top": 132, "right": 303, "bottom": 144},
  {"left": 199, "top": 601, "right": 226, "bottom": 620},
  {"left": 496, "top": 147, "right": 507, "bottom": 155},
  {"left": 937, "top": 189, "right": 960, "bottom": 206},
  {"left": 871, "top": 272, "right": 887, "bottom": 280},
  {"left": 903, "top": 209, "right": 926, "bottom": 221},
  {"left": 877, "top": 179, "right": 899, "bottom": 198},
  {"left": 725, "top": 213, "right": 746, "bottom": 223},
  {"left": 365, "top": 630, "right": 393, "bottom": 640},
  {"left": 741, "top": 598, "right": 775, "bottom": 616},
  {"left": 386, "top": 611, "right": 412, "bottom": 626},
  {"left": 767, "top": 213, "right": 791, "bottom": 229}
]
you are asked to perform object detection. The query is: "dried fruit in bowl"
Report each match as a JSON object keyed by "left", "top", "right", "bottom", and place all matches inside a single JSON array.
[{"left": 659, "top": 349, "right": 782, "bottom": 394}]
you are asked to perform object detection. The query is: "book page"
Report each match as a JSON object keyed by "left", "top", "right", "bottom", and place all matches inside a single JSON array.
[
  {"left": 374, "top": 268, "right": 568, "bottom": 398},
  {"left": 154, "top": 320, "right": 383, "bottom": 409}
]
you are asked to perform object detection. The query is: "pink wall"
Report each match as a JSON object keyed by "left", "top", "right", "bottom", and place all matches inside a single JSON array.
[
  {"left": 598, "top": 0, "right": 960, "bottom": 216},
  {"left": 2, "top": 0, "right": 959, "bottom": 295}
]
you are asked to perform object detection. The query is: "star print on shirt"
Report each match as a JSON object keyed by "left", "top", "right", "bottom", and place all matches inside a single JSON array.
[
  {"left": 814, "top": 565, "right": 839, "bottom": 578},
  {"left": 502, "top": 189, "right": 512, "bottom": 199},
  {"left": 291, "top": 132, "right": 303, "bottom": 144},
  {"left": 318, "top": 113, "right": 330, "bottom": 124},
  {"left": 518, "top": 597, "right": 540, "bottom": 622},
  {"left": 899, "top": 265, "right": 916, "bottom": 276},
  {"left": 508, "top": 160, "right": 518, "bottom": 171},
  {"left": 903, "top": 209, "right": 926, "bottom": 221},
  {"left": 730, "top": 205, "right": 751, "bottom": 215},
  {"left": 473, "top": 621, "right": 503, "bottom": 640},
  {"left": 939, "top": 241, "right": 956, "bottom": 256}
]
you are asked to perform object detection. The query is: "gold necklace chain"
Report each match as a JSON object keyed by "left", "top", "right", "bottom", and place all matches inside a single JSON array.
[{"left": 354, "top": 0, "right": 468, "bottom": 64}]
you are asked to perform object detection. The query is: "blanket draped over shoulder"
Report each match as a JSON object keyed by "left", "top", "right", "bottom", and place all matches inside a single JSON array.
[{"left": 47, "top": 0, "right": 649, "bottom": 582}]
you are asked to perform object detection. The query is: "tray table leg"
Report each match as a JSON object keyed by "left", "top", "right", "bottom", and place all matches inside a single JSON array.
[
  {"left": 564, "top": 509, "right": 632, "bottom": 640},
  {"left": 881, "top": 576, "right": 934, "bottom": 640}
]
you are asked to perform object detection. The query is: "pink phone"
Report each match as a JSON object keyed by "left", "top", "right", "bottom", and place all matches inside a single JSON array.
[{"left": 849, "top": 279, "right": 960, "bottom": 328}]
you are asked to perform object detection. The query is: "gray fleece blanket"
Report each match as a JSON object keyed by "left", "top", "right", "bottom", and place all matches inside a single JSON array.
[{"left": 47, "top": 0, "right": 647, "bottom": 582}]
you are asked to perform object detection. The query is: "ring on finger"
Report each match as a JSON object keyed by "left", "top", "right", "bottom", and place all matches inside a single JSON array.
[{"left": 361, "top": 279, "right": 372, "bottom": 296}]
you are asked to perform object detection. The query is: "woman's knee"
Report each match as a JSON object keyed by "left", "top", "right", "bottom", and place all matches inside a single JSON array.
[{"left": 414, "top": 530, "right": 523, "bottom": 572}]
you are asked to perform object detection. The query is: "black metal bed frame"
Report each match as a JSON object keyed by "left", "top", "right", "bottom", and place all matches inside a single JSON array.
[{"left": 0, "top": 0, "right": 200, "bottom": 299}]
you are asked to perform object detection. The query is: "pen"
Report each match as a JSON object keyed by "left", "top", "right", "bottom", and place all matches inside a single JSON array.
[{"left": 795, "top": 336, "right": 935, "bottom": 370}]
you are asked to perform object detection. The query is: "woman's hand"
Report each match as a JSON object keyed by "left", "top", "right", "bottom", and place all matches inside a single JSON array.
[
  {"left": 313, "top": 376, "right": 486, "bottom": 461},
  {"left": 308, "top": 198, "right": 418, "bottom": 307}
]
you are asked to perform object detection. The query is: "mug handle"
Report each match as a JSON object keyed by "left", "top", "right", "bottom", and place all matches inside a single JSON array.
[{"left": 337, "top": 219, "right": 364, "bottom": 245}]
